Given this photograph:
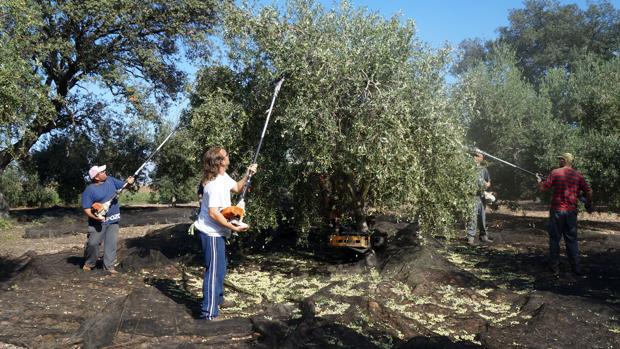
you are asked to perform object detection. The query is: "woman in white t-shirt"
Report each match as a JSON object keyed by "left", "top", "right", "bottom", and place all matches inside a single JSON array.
[{"left": 194, "top": 147, "right": 257, "bottom": 320}]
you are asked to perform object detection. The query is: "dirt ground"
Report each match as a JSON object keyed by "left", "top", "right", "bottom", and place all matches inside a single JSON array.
[{"left": 0, "top": 204, "right": 619, "bottom": 348}]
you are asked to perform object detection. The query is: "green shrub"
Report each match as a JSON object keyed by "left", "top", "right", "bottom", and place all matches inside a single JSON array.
[
  {"left": 0, "top": 164, "right": 61, "bottom": 207},
  {"left": 0, "top": 218, "right": 11, "bottom": 230},
  {"left": 118, "top": 191, "right": 159, "bottom": 205}
]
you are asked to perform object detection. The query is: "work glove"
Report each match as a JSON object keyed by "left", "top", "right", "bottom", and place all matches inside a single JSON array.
[
  {"left": 585, "top": 202, "right": 594, "bottom": 214},
  {"left": 579, "top": 196, "right": 594, "bottom": 214},
  {"left": 247, "top": 163, "right": 258, "bottom": 176},
  {"left": 535, "top": 173, "right": 543, "bottom": 183}
]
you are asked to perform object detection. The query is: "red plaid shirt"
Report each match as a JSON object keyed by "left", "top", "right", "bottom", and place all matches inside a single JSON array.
[{"left": 541, "top": 167, "right": 591, "bottom": 211}]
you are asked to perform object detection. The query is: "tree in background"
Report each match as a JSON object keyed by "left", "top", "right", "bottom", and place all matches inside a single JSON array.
[
  {"left": 0, "top": 0, "right": 221, "bottom": 212},
  {"left": 29, "top": 119, "right": 153, "bottom": 203},
  {"left": 455, "top": 45, "right": 576, "bottom": 200},
  {"left": 454, "top": 0, "right": 620, "bottom": 84},
  {"left": 454, "top": 0, "right": 620, "bottom": 211},
  {"left": 498, "top": 0, "right": 619, "bottom": 84},
  {"left": 543, "top": 54, "right": 620, "bottom": 133},
  {"left": 0, "top": 164, "right": 60, "bottom": 207},
  {"left": 185, "top": 0, "right": 474, "bottom": 238},
  {"left": 0, "top": 0, "right": 220, "bottom": 169},
  {"left": 576, "top": 132, "right": 620, "bottom": 209},
  {"left": 451, "top": 38, "right": 492, "bottom": 76},
  {"left": 541, "top": 54, "right": 620, "bottom": 208},
  {"left": 148, "top": 122, "right": 199, "bottom": 204}
]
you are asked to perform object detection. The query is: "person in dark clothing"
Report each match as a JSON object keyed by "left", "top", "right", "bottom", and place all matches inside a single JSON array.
[
  {"left": 537, "top": 152, "right": 592, "bottom": 276},
  {"left": 467, "top": 151, "right": 492, "bottom": 245},
  {"left": 81, "top": 165, "right": 134, "bottom": 274}
]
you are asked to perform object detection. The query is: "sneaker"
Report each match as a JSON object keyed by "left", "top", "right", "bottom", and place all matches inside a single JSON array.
[
  {"left": 105, "top": 268, "right": 119, "bottom": 275},
  {"left": 480, "top": 235, "right": 493, "bottom": 243},
  {"left": 467, "top": 236, "right": 475, "bottom": 246},
  {"left": 199, "top": 314, "right": 225, "bottom": 321}
]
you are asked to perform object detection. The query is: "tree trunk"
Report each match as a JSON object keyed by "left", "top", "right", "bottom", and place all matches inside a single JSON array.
[
  {"left": 0, "top": 191, "right": 8, "bottom": 219},
  {"left": 352, "top": 205, "right": 368, "bottom": 233},
  {"left": 347, "top": 175, "right": 370, "bottom": 233},
  {"left": 318, "top": 174, "right": 339, "bottom": 229}
]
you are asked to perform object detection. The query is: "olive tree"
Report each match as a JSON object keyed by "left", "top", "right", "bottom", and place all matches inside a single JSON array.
[
  {"left": 455, "top": 45, "right": 577, "bottom": 200},
  {"left": 454, "top": 0, "right": 620, "bottom": 84},
  {"left": 0, "top": 0, "right": 221, "bottom": 212},
  {"left": 30, "top": 119, "right": 153, "bottom": 203},
  {"left": 187, "top": 0, "right": 474, "bottom": 236},
  {"left": 541, "top": 55, "right": 620, "bottom": 209},
  {"left": 543, "top": 54, "right": 620, "bottom": 134},
  {"left": 0, "top": 0, "right": 221, "bottom": 169},
  {"left": 148, "top": 122, "right": 200, "bottom": 204}
]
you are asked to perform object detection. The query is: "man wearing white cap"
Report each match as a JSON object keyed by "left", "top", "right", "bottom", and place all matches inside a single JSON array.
[{"left": 81, "top": 165, "right": 134, "bottom": 273}]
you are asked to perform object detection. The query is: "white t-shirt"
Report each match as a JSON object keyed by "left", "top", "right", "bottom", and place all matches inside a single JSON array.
[{"left": 194, "top": 173, "right": 237, "bottom": 238}]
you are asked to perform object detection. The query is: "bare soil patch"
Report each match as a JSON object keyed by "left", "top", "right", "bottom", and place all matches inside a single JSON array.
[{"left": 0, "top": 204, "right": 619, "bottom": 348}]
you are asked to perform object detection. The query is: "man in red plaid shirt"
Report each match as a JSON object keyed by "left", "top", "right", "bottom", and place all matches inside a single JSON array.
[{"left": 537, "top": 153, "right": 593, "bottom": 277}]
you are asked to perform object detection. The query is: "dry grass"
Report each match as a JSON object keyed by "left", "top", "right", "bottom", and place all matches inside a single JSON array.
[{"left": 0, "top": 222, "right": 172, "bottom": 258}]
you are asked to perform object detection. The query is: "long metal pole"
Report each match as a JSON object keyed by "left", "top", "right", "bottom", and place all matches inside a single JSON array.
[
  {"left": 100, "top": 124, "right": 179, "bottom": 204},
  {"left": 239, "top": 78, "right": 285, "bottom": 199},
  {"left": 132, "top": 125, "right": 179, "bottom": 177},
  {"left": 251, "top": 78, "right": 284, "bottom": 164},
  {"left": 472, "top": 147, "right": 538, "bottom": 177}
]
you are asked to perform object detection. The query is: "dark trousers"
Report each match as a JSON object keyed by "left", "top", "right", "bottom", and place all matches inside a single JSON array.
[
  {"left": 84, "top": 223, "right": 119, "bottom": 270},
  {"left": 467, "top": 197, "right": 487, "bottom": 238},
  {"left": 199, "top": 233, "right": 227, "bottom": 320},
  {"left": 548, "top": 210, "right": 580, "bottom": 272}
]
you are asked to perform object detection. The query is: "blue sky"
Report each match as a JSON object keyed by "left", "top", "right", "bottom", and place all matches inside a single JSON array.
[{"left": 326, "top": 0, "right": 615, "bottom": 48}]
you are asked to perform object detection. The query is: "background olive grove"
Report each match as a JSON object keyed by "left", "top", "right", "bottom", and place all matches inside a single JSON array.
[
  {"left": 2, "top": 0, "right": 619, "bottom": 235},
  {"left": 0, "top": 0, "right": 221, "bottom": 205},
  {"left": 454, "top": 0, "right": 620, "bottom": 209}
]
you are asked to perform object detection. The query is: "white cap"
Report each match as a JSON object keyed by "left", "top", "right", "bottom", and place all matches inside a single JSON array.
[{"left": 88, "top": 165, "right": 106, "bottom": 179}]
